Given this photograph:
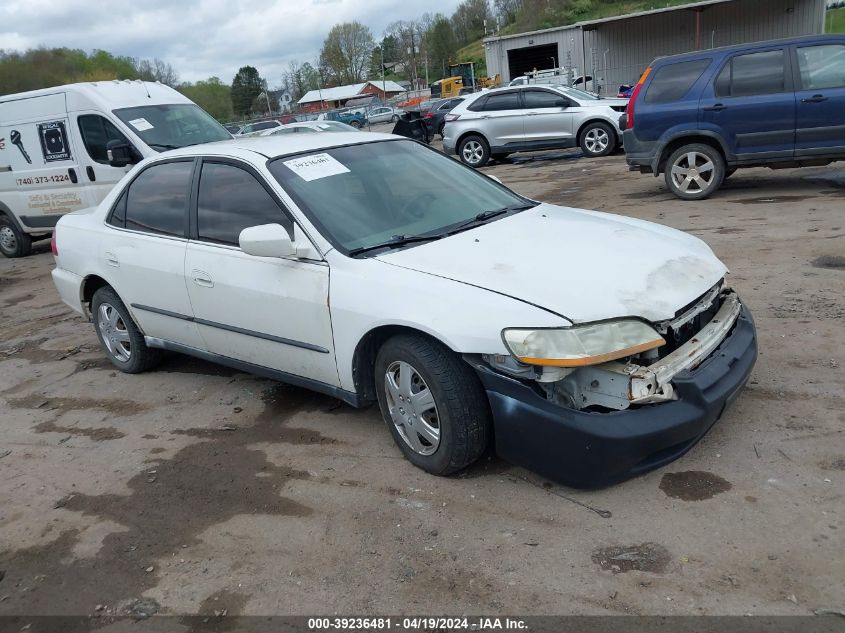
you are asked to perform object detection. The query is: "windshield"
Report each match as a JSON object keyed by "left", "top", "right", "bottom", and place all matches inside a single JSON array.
[
  {"left": 557, "top": 86, "right": 600, "bottom": 101},
  {"left": 113, "top": 104, "right": 231, "bottom": 151},
  {"left": 269, "top": 139, "right": 532, "bottom": 253}
]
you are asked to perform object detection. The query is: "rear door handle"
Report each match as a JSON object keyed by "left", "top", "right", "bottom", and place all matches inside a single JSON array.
[
  {"left": 68, "top": 168, "right": 78, "bottom": 183},
  {"left": 86, "top": 166, "right": 96, "bottom": 181},
  {"left": 191, "top": 269, "right": 214, "bottom": 288},
  {"left": 703, "top": 103, "right": 727, "bottom": 112},
  {"left": 104, "top": 251, "right": 119, "bottom": 268},
  {"left": 801, "top": 94, "right": 828, "bottom": 103}
]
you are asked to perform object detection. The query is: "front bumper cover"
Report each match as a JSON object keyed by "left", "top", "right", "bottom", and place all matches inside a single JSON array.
[{"left": 471, "top": 304, "right": 757, "bottom": 489}]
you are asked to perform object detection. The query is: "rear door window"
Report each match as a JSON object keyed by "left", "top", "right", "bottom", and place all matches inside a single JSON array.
[
  {"left": 124, "top": 161, "right": 192, "bottom": 236},
  {"left": 715, "top": 49, "right": 786, "bottom": 97},
  {"left": 479, "top": 92, "right": 522, "bottom": 111},
  {"left": 644, "top": 59, "right": 711, "bottom": 103},
  {"left": 522, "top": 89, "right": 567, "bottom": 109},
  {"left": 796, "top": 44, "right": 845, "bottom": 90}
]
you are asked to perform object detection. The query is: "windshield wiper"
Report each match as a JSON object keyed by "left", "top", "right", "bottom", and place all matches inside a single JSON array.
[
  {"left": 448, "top": 202, "right": 538, "bottom": 233},
  {"left": 148, "top": 143, "right": 180, "bottom": 150},
  {"left": 347, "top": 234, "right": 445, "bottom": 257}
]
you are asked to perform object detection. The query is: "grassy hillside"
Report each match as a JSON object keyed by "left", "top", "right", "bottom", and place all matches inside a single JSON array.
[{"left": 827, "top": 7, "right": 845, "bottom": 33}]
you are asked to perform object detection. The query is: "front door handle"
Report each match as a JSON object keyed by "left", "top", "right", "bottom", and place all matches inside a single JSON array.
[
  {"left": 801, "top": 94, "right": 828, "bottom": 103},
  {"left": 703, "top": 103, "right": 727, "bottom": 112},
  {"left": 104, "top": 251, "right": 119, "bottom": 268},
  {"left": 68, "top": 168, "right": 78, "bottom": 183},
  {"left": 86, "top": 166, "right": 96, "bottom": 181},
  {"left": 191, "top": 269, "right": 214, "bottom": 288}
]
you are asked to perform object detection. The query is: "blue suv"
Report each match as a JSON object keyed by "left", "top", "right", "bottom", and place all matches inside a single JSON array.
[{"left": 623, "top": 35, "right": 845, "bottom": 200}]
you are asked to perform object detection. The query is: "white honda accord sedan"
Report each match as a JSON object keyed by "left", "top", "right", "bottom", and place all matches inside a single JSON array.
[{"left": 51, "top": 133, "right": 757, "bottom": 488}]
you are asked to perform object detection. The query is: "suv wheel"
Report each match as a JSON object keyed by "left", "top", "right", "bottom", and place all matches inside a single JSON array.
[
  {"left": 374, "top": 334, "right": 490, "bottom": 475},
  {"left": 458, "top": 135, "right": 490, "bottom": 168},
  {"left": 92, "top": 287, "right": 162, "bottom": 373},
  {"left": 665, "top": 143, "right": 725, "bottom": 201},
  {"left": 0, "top": 216, "right": 32, "bottom": 258},
  {"left": 579, "top": 122, "right": 615, "bottom": 157}
]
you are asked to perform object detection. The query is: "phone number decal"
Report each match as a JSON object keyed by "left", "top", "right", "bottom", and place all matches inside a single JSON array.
[{"left": 16, "top": 174, "right": 70, "bottom": 186}]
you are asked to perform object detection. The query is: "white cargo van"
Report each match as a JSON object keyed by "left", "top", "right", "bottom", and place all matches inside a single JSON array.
[{"left": 0, "top": 80, "right": 231, "bottom": 257}]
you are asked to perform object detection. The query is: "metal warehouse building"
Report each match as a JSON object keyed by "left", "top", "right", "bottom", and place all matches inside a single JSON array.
[{"left": 483, "top": 0, "right": 827, "bottom": 94}]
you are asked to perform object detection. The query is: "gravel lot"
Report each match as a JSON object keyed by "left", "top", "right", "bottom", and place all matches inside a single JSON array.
[{"left": 0, "top": 138, "right": 843, "bottom": 618}]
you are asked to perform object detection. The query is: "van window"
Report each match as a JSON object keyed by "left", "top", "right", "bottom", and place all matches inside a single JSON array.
[
  {"left": 125, "top": 161, "right": 192, "bottom": 236},
  {"left": 644, "top": 59, "right": 711, "bottom": 103},
  {"left": 78, "top": 115, "right": 130, "bottom": 164},
  {"left": 479, "top": 92, "right": 522, "bottom": 111},
  {"left": 715, "top": 50, "right": 785, "bottom": 98},
  {"left": 196, "top": 162, "right": 290, "bottom": 246},
  {"left": 797, "top": 44, "right": 845, "bottom": 91}
]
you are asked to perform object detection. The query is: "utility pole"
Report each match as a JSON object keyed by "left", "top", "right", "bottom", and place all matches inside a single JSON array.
[{"left": 381, "top": 43, "right": 386, "bottom": 97}]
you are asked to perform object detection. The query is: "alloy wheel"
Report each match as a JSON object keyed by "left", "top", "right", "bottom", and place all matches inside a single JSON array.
[
  {"left": 461, "top": 140, "right": 484, "bottom": 165},
  {"left": 584, "top": 128, "right": 610, "bottom": 154},
  {"left": 98, "top": 302, "right": 132, "bottom": 362},
  {"left": 384, "top": 360, "right": 440, "bottom": 456},
  {"left": 670, "top": 151, "right": 716, "bottom": 194}
]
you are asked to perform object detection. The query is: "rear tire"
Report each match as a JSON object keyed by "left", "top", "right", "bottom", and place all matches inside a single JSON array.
[
  {"left": 0, "top": 216, "right": 32, "bottom": 258},
  {"left": 664, "top": 143, "right": 725, "bottom": 201},
  {"left": 374, "top": 334, "right": 490, "bottom": 476},
  {"left": 579, "top": 121, "right": 616, "bottom": 157},
  {"left": 391, "top": 114, "right": 399, "bottom": 123},
  {"left": 91, "top": 287, "right": 162, "bottom": 374},
  {"left": 458, "top": 135, "right": 490, "bottom": 168}
]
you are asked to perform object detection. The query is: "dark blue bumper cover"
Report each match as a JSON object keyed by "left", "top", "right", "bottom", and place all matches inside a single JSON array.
[{"left": 474, "top": 306, "right": 757, "bottom": 489}]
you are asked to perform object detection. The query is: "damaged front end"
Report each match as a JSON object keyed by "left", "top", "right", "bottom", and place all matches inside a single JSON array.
[{"left": 481, "top": 284, "right": 741, "bottom": 412}]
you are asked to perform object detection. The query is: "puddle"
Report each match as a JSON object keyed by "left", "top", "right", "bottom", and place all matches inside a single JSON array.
[
  {"left": 182, "top": 589, "right": 250, "bottom": 628},
  {"left": 812, "top": 255, "right": 845, "bottom": 270},
  {"left": 819, "top": 457, "right": 845, "bottom": 471},
  {"left": 733, "top": 195, "right": 812, "bottom": 205},
  {"left": 7, "top": 394, "right": 149, "bottom": 419},
  {"left": 508, "top": 151, "right": 585, "bottom": 165},
  {"left": 659, "top": 471, "right": 732, "bottom": 501},
  {"left": 591, "top": 542, "right": 671, "bottom": 574},
  {"left": 35, "top": 420, "right": 125, "bottom": 441}
]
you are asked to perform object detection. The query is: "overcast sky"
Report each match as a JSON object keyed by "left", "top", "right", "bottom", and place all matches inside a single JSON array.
[{"left": 1, "top": 0, "right": 465, "bottom": 84}]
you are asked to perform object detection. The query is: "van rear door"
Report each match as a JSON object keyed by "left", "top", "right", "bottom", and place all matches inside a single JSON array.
[{"left": 0, "top": 92, "right": 88, "bottom": 232}]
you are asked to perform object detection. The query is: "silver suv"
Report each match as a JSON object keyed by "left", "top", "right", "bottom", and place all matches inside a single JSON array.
[{"left": 442, "top": 85, "right": 628, "bottom": 167}]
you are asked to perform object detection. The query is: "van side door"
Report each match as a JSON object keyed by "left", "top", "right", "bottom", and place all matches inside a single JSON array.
[
  {"left": 792, "top": 42, "right": 845, "bottom": 158},
  {"left": 700, "top": 47, "right": 795, "bottom": 162},
  {"left": 73, "top": 113, "right": 137, "bottom": 207}
]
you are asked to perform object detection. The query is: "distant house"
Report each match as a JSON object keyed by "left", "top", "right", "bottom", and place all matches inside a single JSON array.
[{"left": 297, "top": 80, "right": 406, "bottom": 112}]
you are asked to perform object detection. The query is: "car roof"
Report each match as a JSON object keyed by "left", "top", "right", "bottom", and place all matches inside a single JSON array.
[{"left": 159, "top": 132, "right": 396, "bottom": 160}]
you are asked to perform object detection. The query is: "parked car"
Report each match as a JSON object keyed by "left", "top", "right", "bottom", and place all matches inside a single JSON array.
[
  {"left": 442, "top": 85, "right": 628, "bottom": 167},
  {"left": 0, "top": 80, "right": 232, "bottom": 257},
  {"left": 623, "top": 34, "right": 845, "bottom": 200},
  {"left": 50, "top": 133, "right": 756, "bottom": 488},
  {"left": 326, "top": 109, "right": 367, "bottom": 128},
  {"left": 421, "top": 97, "right": 465, "bottom": 137},
  {"left": 238, "top": 120, "right": 283, "bottom": 137},
  {"left": 260, "top": 121, "right": 359, "bottom": 135},
  {"left": 366, "top": 106, "right": 401, "bottom": 124}
]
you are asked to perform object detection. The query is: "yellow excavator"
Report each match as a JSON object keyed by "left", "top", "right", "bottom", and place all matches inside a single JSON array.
[{"left": 430, "top": 62, "right": 501, "bottom": 99}]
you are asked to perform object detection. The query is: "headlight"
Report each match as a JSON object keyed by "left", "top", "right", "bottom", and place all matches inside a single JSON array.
[{"left": 502, "top": 321, "right": 665, "bottom": 367}]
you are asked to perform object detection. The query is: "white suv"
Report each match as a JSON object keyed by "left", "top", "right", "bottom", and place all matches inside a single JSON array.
[
  {"left": 442, "top": 85, "right": 628, "bottom": 166},
  {"left": 50, "top": 133, "right": 755, "bottom": 488}
]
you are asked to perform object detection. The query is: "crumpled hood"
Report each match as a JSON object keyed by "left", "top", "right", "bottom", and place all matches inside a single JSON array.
[{"left": 377, "top": 204, "right": 727, "bottom": 323}]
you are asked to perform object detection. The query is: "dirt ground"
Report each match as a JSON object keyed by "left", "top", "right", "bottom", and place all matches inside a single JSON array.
[{"left": 0, "top": 140, "right": 843, "bottom": 619}]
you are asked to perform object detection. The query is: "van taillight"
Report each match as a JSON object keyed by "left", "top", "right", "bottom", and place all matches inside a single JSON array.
[
  {"left": 627, "top": 67, "right": 652, "bottom": 130},
  {"left": 50, "top": 232, "right": 58, "bottom": 257}
]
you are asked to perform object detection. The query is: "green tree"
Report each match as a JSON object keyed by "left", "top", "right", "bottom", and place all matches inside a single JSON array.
[
  {"left": 179, "top": 77, "right": 233, "bottom": 122},
  {"left": 230, "top": 65, "right": 263, "bottom": 117},
  {"left": 319, "top": 21, "right": 375, "bottom": 85},
  {"left": 428, "top": 16, "right": 458, "bottom": 77}
]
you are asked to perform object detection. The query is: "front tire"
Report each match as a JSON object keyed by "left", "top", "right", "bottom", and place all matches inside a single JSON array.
[
  {"left": 664, "top": 143, "right": 725, "bottom": 200},
  {"left": 579, "top": 121, "right": 616, "bottom": 157},
  {"left": 391, "top": 114, "right": 399, "bottom": 123},
  {"left": 0, "top": 216, "right": 32, "bottom": 258},
  {"left": 374, "top": 334, "right": 491, "bottom": 476},
  {"left": 458, "top": 135, "right": 490, "bottom": 168},
  {"left": 92, "top": 287, "right": 162, "bottom": 373}
]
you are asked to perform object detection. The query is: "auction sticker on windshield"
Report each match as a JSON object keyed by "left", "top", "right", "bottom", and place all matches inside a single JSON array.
[
  {"left": 128, "top": 118, "right": 154, "bottom": 131},
  {"left": 283, "top": 153, "right": 350, "bottom": 181}
]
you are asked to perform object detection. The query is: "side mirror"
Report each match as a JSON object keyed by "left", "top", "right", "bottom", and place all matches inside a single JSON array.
[
  {"left": 107, "top": 140, "right": 140, "bottom": 167},
  {"left": 239, "top": 223, "right": 295, "bottom": 258}
]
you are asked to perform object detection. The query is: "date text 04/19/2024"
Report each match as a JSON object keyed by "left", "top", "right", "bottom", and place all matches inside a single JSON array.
[{"left": 307, "top": 617, "right": 528, "bottom": 630}]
